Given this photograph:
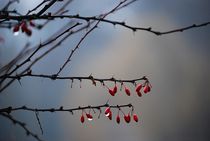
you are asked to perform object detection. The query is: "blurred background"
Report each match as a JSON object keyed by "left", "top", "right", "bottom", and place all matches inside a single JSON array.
[{"left": 0, "top": 0, "right": 210, "bottom": 141}]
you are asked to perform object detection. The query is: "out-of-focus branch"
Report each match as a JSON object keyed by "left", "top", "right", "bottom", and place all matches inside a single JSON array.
[{"left": 0, "top": 112, "right": 43, "bottom": 141}]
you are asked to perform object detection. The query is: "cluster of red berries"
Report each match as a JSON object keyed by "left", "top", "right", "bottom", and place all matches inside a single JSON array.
[
  {"left": 106, "top": 80, "right": 152, "bottom": 97},
  {"left": 80, "top": 107, "right": 139, "bottom": 124},
  {"left": 13, "top": 21, "right": 35, "bottom": 36},
  {"left": 104, "top": 107, "right": 138, "bottom": 124}
]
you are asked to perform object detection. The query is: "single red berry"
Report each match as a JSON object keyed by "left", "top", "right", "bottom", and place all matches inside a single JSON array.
[
  {"left": 124, "top": 113, "right": 131, "bottom": 123},
  {"left": 143, "top": 85, "right": 151, "bottom": 93},
  {"left": 108, "top": 89, "right": 115, "bottom": 96},
  {"left": 25, "top": 28, "right": 32, "bottom": 36},
  {"left": 135, "top": 84, "right": 142, "bottom": 92},
  {"left": 86, "top": 113, "right": 93, "bottom": 121},
  {"left": 80, "top": 114, "right": 85, "bottom": 123},
  {"left": 136, "top": 91, "right": 142, "bottom": 97},
  {"left": 107, "top": 111, "right": 112, "bottom": 120},
  {"left": 124, "top": 87, "right": 131, "bottom": 96},
  {"left": 21, "top": 22, "right": 27, "bottom": 32},
  {"left": 29, "top": 20, "right": 35, "bottom": 27},
  {"left": 13, "top": 24, "right": 20, "bottom": 33},
  {"left": 105, "top": 107, "right": 111, "bottom": 116},
  {"left": 133, "top": 114, "right": 138, "bottom": 122},
  {"left": 113, "top": 85, "right": 117, "bottom": 94},
  {"left": 116, "top": 115, "right": 120, "bottom": 124}
]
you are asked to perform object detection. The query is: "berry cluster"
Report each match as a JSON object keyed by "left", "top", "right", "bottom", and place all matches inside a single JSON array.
[
  {"left": 80, "top": 106, "right": 139, "bottom": 124},
  {"left": 13, "top": 21, "right": 35, "bottom": 36},
  {"left": 106, "top": 80, "right": 152, "bottom": 97}
]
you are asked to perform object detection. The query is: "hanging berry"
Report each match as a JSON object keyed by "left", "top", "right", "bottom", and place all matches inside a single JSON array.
[
  {"left": 135, "top": 84, "right": 142, "bottom": 92},
  {"left": 107, "top": 110, "right": 112, "bottom": 120},
  {"left": 86, "top": 113, "right": 93, "bottom": 121},
  {"left": 113, "top": 85, "right": 117, "bottom": 94},
  {"left": 108, "top": 89, "right": 115, "bottom": 96},
  {"left": 13, "top": 24, "right": 20, "bottom": 36},
  {"left": 124, "top": 86, "right": 131, "bottom": 96},
  {"left": 143, "top": 85, "right": 151, "bottom": 93},
  {"left": 133, "top": 114, "right": 138, "bottom": 122},
  {"left": 80, "top": 114, "right": 85, "bottom": 123},
  {"left": 116, "top": 115, "right": 120, "bottom": 124},
  {"left": 105, "top": 107, "right": 111, "bottom": 116},
  {"left": 124, "top": 113, "right": 131, "bottom": 123}
]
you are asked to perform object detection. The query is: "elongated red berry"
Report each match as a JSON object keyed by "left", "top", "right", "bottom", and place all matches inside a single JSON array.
[
  {"left": 105, "top": 107, "right": 111, "bottom": 116},
  {"left": 13, "top": 24, "right": 20, "bottom": 33},
  {"left": 124, "top": 87, "right": 131, "bottom": 96},
  {"left": 113, "top": 85, "right": 117, "bottom": 94},
  {"left": 143, "top": 85, "right": 151, "bottom": 93},
  {"left": 80, "top": 114, "right": 85, "bottom": 123},
  {"left": 29, "top": 21, "right": 35, "bottom": 27},
  {"left": 136, "top": 91, "right": 142, "bottom": 97},
  {"left": 108, "top": 111, "right": 112, "bottom": 120},
  {"left": 133, "top": 114, "right": 138, "bottom": 122},
  {"left": 135, "top": 84, "right": 142, "bottom": 92},
  {"left": 21, "top": 22, "right": 27, "bottom": 32},
  {"left": 86, "top": 113, "right": 93, "bottom": 121},
  {"left": 116, "top": 115, "right": 120, "bottom": 124},
  {"left": 109, "top": 89, "right": 115, "bottom": 96},
  {"left": 25, "top": 28, "right": 32, "bottom": 36},
  {"left": 124, "top": 113, "right": 131, "bottom": 123}
]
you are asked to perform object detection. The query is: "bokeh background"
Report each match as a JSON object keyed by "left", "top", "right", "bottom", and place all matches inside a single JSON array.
[{"left": 0, "top": 0, "right": 210, "bottom": 141}]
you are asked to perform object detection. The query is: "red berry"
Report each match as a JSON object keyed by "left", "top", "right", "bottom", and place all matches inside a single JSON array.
[
  {"left": 29, "top": 21, "right": 35, "bottom": 27},
  {"left": 107, "top": 111, "right": 112, "bottom": 120},
  {"left": 124, "top": 87, "right": 131, "bottom": 96},
  {"left": 136, "top": 91, "right": 142, "bottom": 97},
  {"left": 135, "top": 84, "right": 142, "bottom": 92},
  {"left": 80, "top": 115, "right": 85, "bottom": 123},
  {"left": 116, "top": 115, "right": 120, "bottom": 124},
  {"left": 143, "top": 85, "right": 151, "bottom": 93},
  {"left": 113, "top": 85, "right": 117, "bottom": 94},
  {"left": 21, "top": 22, "right": 27, "bottom": 32},
  {"left": 133, "top": 114, "right": 138, "bottom": 122},
  {"left": 105, "top": 107, "right": 111, "bottom": 116},
  {"left": 13, "top": 24, "right": 20, "bottom": 33},
  {"left": 86, "top": 113, "right": 93, "bottom": 121},
  {"left": 124, "top": 113, "right": 131, "bottom": 123},
  {"left": 25, "top": 28, "right": 32, "bottom": 36},
  {"left": 108, "top": 89, "right": 115, "bottom": 96}
]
